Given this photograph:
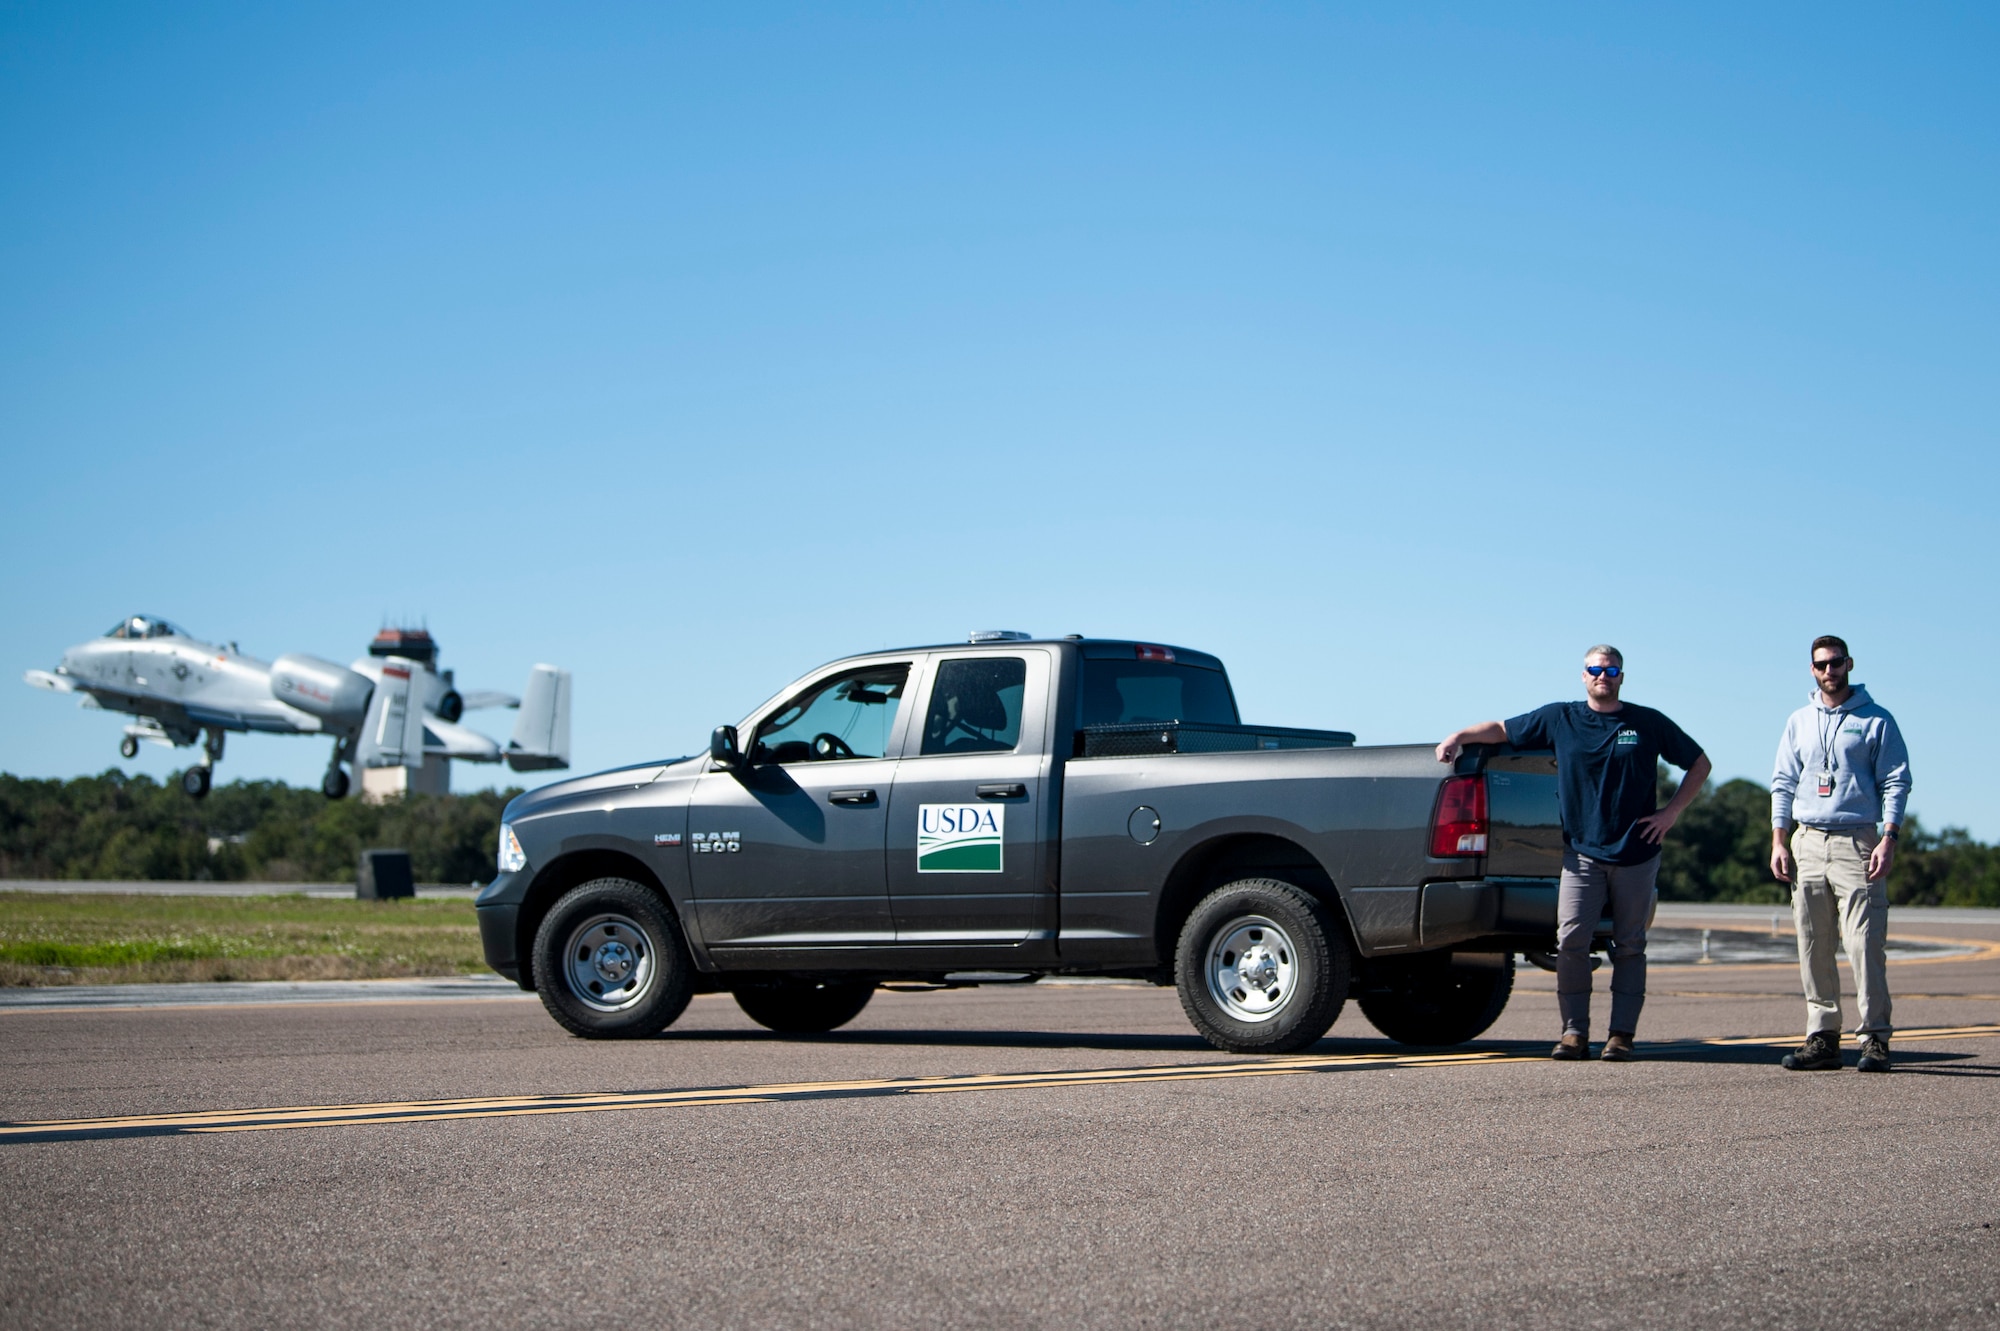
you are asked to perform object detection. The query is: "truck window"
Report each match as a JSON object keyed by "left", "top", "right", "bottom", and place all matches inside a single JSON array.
[
  {"left": 1079, "top": 660, "right": 1238, "bottom": 727},
  {"left": 920, "top": 657, "right": 1027, "bottom": 755},
  {"left": 752, "top": 664, "right": 909, "bottom": 764}
]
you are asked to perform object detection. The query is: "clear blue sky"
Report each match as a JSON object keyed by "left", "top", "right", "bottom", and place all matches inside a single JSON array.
[{"left": 4, "top": 5, "right": 1995, "bottom": 837}]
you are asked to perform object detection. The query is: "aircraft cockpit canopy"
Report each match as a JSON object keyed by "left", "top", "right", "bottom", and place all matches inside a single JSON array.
[{"left": 105, "top": 615, "right": 187, "bottom": 641}]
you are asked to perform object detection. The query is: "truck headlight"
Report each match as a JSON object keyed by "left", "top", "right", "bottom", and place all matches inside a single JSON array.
[{"left": 497, "top": 823, "right": 528, "bottom": 874}]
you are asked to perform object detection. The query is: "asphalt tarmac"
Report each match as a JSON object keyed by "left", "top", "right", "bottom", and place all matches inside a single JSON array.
[{"left": 5, "top": 913, "right": 1998, "bottom": 1330}]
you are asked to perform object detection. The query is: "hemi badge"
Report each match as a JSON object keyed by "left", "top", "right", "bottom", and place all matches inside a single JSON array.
[{"left": 654, "top": 833, "right": 683, "bottom": 847}]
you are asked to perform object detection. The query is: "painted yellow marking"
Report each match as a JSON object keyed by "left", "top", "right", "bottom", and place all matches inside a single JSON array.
[
  {"left": 1633, "top": 932, "right": 2000, "bottom": 972},
  {"left": 1648, "top": 991, "right": 2000, "bottom": 1001},
  {"left": 1887, "top": 934, "right": 2000, "bottom": 964},
  {"left": 1699, "top": 1022, "right": 2000, "bottom": 1047},
  {"left": 6, "top": 1025, "right": 1999, "bottom": 1143}
]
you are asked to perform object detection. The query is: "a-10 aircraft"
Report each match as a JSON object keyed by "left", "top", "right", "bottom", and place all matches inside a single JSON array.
[{"left": 24, "top": 616, "right": 571, "bottom": 799}]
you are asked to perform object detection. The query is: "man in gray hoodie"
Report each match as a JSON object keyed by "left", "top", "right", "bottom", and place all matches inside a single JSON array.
[{"left": 1770, "top": 635, "right": 1911, "bottom": 1073}]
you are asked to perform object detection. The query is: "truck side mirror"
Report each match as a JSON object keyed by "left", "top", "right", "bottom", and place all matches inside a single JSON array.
[{"left": 710, "top": 725, "right": 743, "bottom": 769}]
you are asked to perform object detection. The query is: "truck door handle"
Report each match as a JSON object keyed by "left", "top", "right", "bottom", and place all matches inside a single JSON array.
[
  {"left": 828, "top": 788, "right": 877, "bottom": 806},
  {"left": 977, "top": 783, "right": 1026, "bottom": 799}
]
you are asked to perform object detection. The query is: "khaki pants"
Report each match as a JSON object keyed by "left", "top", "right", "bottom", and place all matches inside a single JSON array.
[{"left": 1791, "top": 826, "right": 1893, "bottom": 1038}]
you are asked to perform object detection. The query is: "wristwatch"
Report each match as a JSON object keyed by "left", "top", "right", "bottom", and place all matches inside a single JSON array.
[{"left": 1883, "top": 828, "right": 1899, "bottom": 842}]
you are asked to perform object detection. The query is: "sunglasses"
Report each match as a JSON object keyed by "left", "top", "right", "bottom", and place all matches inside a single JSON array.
[
  {"left": 1584, "top": 665, "right": 1623, "bottom": 679},
  {"left": 1811, "top": 657, "right": 1850, "bottom": 672}
]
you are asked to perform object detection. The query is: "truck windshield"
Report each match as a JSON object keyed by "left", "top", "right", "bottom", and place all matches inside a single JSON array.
[
  {"left": 752, "top": 664, "right": 909, "bottom": 764},
  {"left": 1079, "top": 660, "right": 1238, "bottom": 727}
]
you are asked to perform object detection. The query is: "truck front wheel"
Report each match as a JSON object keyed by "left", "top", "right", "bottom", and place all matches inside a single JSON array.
[
  {"left": 1358, "top": 953, "right": 1515, "bottom": 1046},
  {"left": 531, "top": 878, "right": 694, "bottom": 1039},
  {"left": 1175, "top": 878, "right": 1350, "bottom": 1055},
  {"left": 732, "top": 977, "right": 876, "bottom": 1034}
]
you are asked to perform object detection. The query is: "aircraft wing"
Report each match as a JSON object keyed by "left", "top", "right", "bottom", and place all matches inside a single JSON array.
[
  {"left": 24, "top": 669, "right": 76, "bottom": 693},
  {"left": 457, "top": 690, "right": 519, "bottom": 711},
  {"left": 183, "top": 702, "right": 311, "bottom": 734},
  {"left": 421, "top": 716, "right": 502, "bottom": 763}
]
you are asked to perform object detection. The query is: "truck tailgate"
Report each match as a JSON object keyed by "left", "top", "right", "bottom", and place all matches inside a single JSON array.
[{"left": 1484, "top": 751, "right": 1562, "bottom": 878}]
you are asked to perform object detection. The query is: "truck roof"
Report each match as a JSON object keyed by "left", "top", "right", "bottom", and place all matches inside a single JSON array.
[{"left": 877, "top": 636, "right": 1227, "bottom": 672}]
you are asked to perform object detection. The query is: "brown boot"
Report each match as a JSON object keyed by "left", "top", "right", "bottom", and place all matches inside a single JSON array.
[
  {"left": 1551, "top": 1032, "right": 1589, "bottom": 1060},
  {"left": 1601, "top": 1031, "right": 1636, "bottom": 1062}
]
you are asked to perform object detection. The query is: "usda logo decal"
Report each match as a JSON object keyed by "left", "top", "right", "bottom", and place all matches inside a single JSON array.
[{"left": 917, "top": 804, "right": 1004, "bottom": 873}]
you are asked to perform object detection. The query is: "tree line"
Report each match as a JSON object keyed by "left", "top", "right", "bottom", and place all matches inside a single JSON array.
[
  {"left": 1653, "top": 770, "right": 1998, "bottom": 907},
  {"left": 2, "top": 767, "right": 1995, "bottom": 906},
  {"left": 0, "top": 771, "right": 519, "bottom": 884}
]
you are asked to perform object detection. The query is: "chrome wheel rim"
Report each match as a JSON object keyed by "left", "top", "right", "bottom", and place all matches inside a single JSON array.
[
  {"left": 1204, "top": 914, "right": 1298, "bottom": 1024},
  {"left": 562, "top": 912, "right": 656, "bottom": 1013}
]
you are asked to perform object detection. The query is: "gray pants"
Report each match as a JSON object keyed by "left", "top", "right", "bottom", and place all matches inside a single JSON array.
[
  {"left": 1791, "top": 826, "right": 1893, "bottom": 1038},
  {"left": 1556, "top": 850, "right": 1659, "bottom": 1038}
]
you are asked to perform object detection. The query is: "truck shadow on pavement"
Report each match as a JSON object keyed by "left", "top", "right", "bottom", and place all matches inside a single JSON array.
[
  {"left": 1545, "top": 1038, "right": 1986, "bottom": 1072},
  {"left": 1378, "top": 1038, "right": 1990, "bottom": 1074},
  {"left": 654, "top": 1027, "right": 1992, "bottom": 1072},
  {"left": 657, "top": 1027, "right": 1218, "bottom": 1053}
]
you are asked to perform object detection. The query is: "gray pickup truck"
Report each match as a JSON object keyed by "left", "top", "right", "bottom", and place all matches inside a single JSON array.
[{"left": 477, "top": 635, "right": 1570, "bottom": 1054}]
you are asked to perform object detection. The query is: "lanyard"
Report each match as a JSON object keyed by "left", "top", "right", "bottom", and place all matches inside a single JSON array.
[
  {"left": 1814, "top": 697, "right": 1861, "bottom": 778},
  {"left": 1815, "top": 705, "right": 1841, "bottom": 776}
]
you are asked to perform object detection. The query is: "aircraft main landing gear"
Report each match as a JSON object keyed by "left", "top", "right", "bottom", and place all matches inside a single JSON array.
[
  {"left": 322, "top": 737, "right": 352, "bottom": 800},
  {"left": 120, "top": 735, "right": 139, "bottom": 760},
  {"left": 178, "top": 727, "right": 226, "bottom": 800}
]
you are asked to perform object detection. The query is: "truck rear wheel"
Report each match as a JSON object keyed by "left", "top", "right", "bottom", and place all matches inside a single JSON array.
[
  {"left": 531, "top": 878, "right": 693, "bottom": 1039},
  {"left": 1175, "top": 878, "right": 1350, "bottom": 1055},
  {"left": 732, "top": 977, "right": 876, "bottom": 1034},
  {"left": 1358, "top": 953, "right": 1514, "bottom": 1046}
]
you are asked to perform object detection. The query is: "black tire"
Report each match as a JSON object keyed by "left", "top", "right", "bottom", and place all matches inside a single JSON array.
[
  {"left": 1175, "top": 878, "right": 1350, "bottom": 1054},
  {"left": 180, "top": 767, "right": 211, "bottom": 799},
  {"left": 1358, "top": 953, "right": 1515, "bottom": 1046},
  {"left": 321, "top": 768, "right": 350, "bottom": 800},
  {"left": 732, "top": 977, "right": 876, "bottom": 1034},
  {"left": 120, "top": 736, "right": 139, "bottom": 760},
  {"left": 531, "top": 878, "right": 694, "bottom": 1039}
]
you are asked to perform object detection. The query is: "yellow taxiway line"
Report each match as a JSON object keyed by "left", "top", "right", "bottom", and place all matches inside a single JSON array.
[
  {"left": 1556, "top": 932, "right": 2000, "bottom": 973},
  {"left": 5, "top": 1024, "right": 1997, "bottom": 1144}
]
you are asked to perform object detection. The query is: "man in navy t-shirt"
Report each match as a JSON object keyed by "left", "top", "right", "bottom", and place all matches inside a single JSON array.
[{"left": 1436, "top": 645, "right": 1710, "bottom": 1062}]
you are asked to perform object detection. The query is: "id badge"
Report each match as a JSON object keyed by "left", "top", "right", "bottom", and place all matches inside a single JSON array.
[{"left": 1816, "top": 769, "right": 1835, "bottom": 798}]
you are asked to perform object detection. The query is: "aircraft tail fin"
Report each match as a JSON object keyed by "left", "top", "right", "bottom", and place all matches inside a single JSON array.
[
  {"left": 357, "top": 658, "right": 429, "bottom": 768},
  {"left": 505, "top": 665, "right": 571, "bottom": 771}
]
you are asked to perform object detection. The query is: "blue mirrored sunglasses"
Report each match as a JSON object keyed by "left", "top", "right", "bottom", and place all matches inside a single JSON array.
[{"left": 1585, "top": 665, "right": 1623, "bottom": 679}]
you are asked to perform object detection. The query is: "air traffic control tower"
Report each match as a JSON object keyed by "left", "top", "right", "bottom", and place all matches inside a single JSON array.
[{"left": 358, "top": 627, "right": 451, "bottom": 802}]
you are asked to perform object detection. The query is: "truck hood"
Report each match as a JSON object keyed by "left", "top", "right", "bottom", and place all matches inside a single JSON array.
[{"left": 503, "top": 755, "right": 699, "bottom": 821}]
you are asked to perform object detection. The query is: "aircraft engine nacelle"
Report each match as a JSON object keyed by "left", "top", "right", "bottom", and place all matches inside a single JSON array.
[{"left": 270, "top": 654, "right": 373, "bottom": 726}]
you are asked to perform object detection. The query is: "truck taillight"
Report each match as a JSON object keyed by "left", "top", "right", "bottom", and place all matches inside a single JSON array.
[{"left": 1430, "top": 775, "right": 1488, "bottom": 857}]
